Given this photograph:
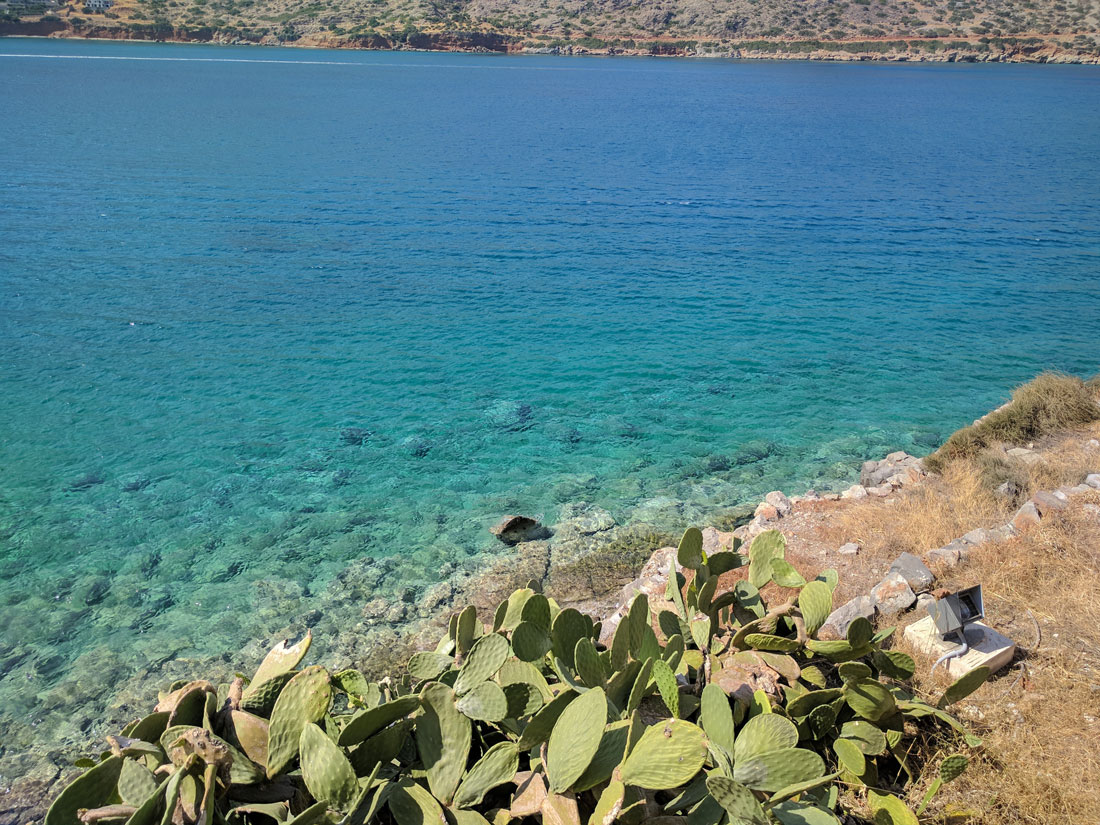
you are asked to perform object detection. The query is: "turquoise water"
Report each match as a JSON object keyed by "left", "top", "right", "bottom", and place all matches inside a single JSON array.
[{"left": 2, "top": 39, "right": 1100, "bottom": 790}]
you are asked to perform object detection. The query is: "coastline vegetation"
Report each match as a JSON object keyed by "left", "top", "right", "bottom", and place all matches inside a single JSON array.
[{"left": 45, "top": 528, "right": 987, "bottom": 825}]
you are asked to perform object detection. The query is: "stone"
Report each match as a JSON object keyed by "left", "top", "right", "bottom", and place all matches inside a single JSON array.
[
  {"left": 995, "top": 480, "right": 1021, "bottom": 501},
  {"left": 916, "top": 592, "right": 936, "bottom": 616},
  {"left": 822, "top": 492, "right": 841, "bottom": 501},
  {"left": 924, "top": 546, "right": 961, "bottom": 569},
  {"left": 1007, "top": 446, "right": 1043, "bottom": 466},
  {"left": 418, "top": 580, "right": 453, "bottom": 617},
  {"left": 888, "top": 552, "right": 934, "bottom": 592},
  {"left": 1085, "top": 473, "right": 1100, "bottom": 490},
  {"left": 870, "top": 572, "right": 916, "bottom": 616},
  {"left": 860, "top": 452, "right": 925, "bottom": 488},
  {"left": 712, "top": 659, "right": 782, "bottom": 704},
  {"left": 639, "top": 546, "right": 678, "bottom": 580},
  {"left": 385, "top": 603, "right": 408, "bottom": 623},
  {"left": 868, "top": 484, "right": 893, "bottom": 497},
  {"left": 1030, "top": 491, "right": 1068, "bottom": 517},
  {"left": 987, "top": 523, "right": 1020, "bottom": 542},
  {"left": 818, "top": 595, "right": 876, "bottom": 641},
  {"left": 1087, "top": 439, "right": 1100, "bottom": 448},
  {"left": 960, "top": 528, "right": 992, "bottom": 546},
  {"left": 754, "top": 502, "right": 780, "bottom": 522},
  {"left": 942, "top": 538, "right": 974, "bottom": 562},
  {"left": 489, "top": 515, "right": 545, "bottom": 545},
  {"left": 764, "top": 491, "right": 792, "bottom": 517},
  {"left": 700, "top": 526, "right": 737, "bottom": 556},
  {"left": 841, "top": 485, "right": 868, "bottom": 500},
  {"left": 838, "top": 542, "right": 860, "bottom": 556},
  {"left": 1011, "top": 501, "right": 1042, "bottom": 531},
  {"left": 904, "top": 615, "right": 1016, "bottom": 681},
  {"left": 554, "top": 502, "right": 616, "bottom": 540}
]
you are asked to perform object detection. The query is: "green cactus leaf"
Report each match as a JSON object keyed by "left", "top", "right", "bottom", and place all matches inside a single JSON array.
[
  {"left": 516, "top": 690, "right": 576, "bottom": 751},
  {"left": 573, "top": 720, "right": 632, "bottom": 792},
  {"left": 551, "top": 609, "right": 589, "bottom": 669},
  {"left": 521, "top": 593, "right": 552, "bottom": 631},
  {"left": 871, "top": 649, "right": 916, "bottom": 680},
  {"left": 265, "top": 666, "right": 332, "bottom": 778},
  {"left": 798, "top": 581, "right": 833, "bottom": 636},
  {"left": 937, "top": 666, "right": 990, "bottom": 708},
  {"left": 939, "top": 753, "right": 969, "bottom": 782},
  {"left": 699, "top": 683, "right": 735, "bottom": 754},
  {"left": 454, "top": 633, "right": 510, "bottom": 696},
  {"left": 743, "top": 633, "right": 801, "bottom": 653},
  {"left": 332, "top": 668, "right": 373, "bottom": 703},
  {"left": 832, "top": 737, "right": 866, "bottom": 776},
  {"left": 284, "top": 800, "right": 331, "bottom": 825},
  {"left": 689, "top": 616, "right": 712, "bottom": 653},
  {"left": 497, "top": 589, "right": 534, "bottom": 633},
  {"left": 804, "top": 639, "right": 872, "bottom": 663},
  {"left": 408, "top": 652, "right": 455, "bottom": 682},
  {"left": 497, "top": 658, "right": 551, "bottom": 698},
  {"left": 299, "top": 723, "right": 358, "bottom": 810},
  {"left": 626, "top": 657, "right": 655, "bottom": 714},
  {"left": 625, "top": 594, "right": 651, "bottom": 659},
  {"left": 388, "top": 779, "right": 446, "bottom": 825},
  {"left": 244, "top": 632, "right": 312, "bottom": 701},
  {"left": 838, "top": 721, "right": 887, "bottom": 755},
  {"left": 815, "top": 569, "right": 839, "bottom": 591},
  {"left": 240, "top": 672, "right": 296, "bottom": 717},
  {"left": 456, "top": 680, "right": 509, "bottom": 722},
  {"left": 337, "top": 695, "right": 420, "bottom": 747},
  {"left": 748, "top": 530, "right": 785, "bottom": 589},
  {"left": 770, "top": 559, "right": 807, "bottom": 589},
  {"left": 453, "top": 742, "right": 520, "bottom": 809},
  {"left": 350, "top": 719, "right": 412, "bottom": 777},
  {"left": 844, "top": 679, "right": 897, "bottom": 723},
  {"left": 651, "top": 658, "right": 680, "bottom": 718},
  {"left": 867, "top": 791, "right": 918, "bottom": 825},
  {"left": 546, "top": 686, "right": 607, "bottom": 793},
  {"left": 846, "top": 617, "right": 873, "bottom": 648},
  {"left": 837, "top": 662, "right": 872, "bottom": 683},
  {"left": 610, "top": 616, "right": 632, "bottom": 672},
  {"left": 574, "top": 637, "right": 607, "bottom": 689},
  {"left": 806, "top": 704, "right": 837, "bottom": 740},
  {"left": 733, "top": 713, "right": 798, "bottom": 763},
  {"left": 704, "top": 776, "right": 767, "bottom": 825},
  {"left": 770, "top": 801, "right": 841, "bottom": 825},
  {"left": 44, "top": 755, "right": 123, "bottom": 825},
  {"left": 756, "top": 652, "right": 800, "bottom": 684},
  {"left": 502, "top": 682, "right": 544, "bottom": 719},
  {"left": 618, "top": 719, "right": 707, "bottom": 790},
  {"left": 589, "top": 779, "right": 626, "bottom": 825},
  {"left": 416, "top": 682, "right": 471, "bottom": 804},
  {"left": 734, "top": 747, "right": 825, "bottom": 792},
  {"left": 659, "top": 609, "right": 688, "bottom": 640},
  {"left": 118, "top": 758, "right": 159, "bottom": 806},
  {"left": 706, "top": 551, "right": 744, "bottom": 575},
  {"left": 125, "top": 712, "right": 170, "bottom": 744},
  {"left": 125, "top": 782, "right": 169, "bottom": 825},
  {"left": 799, "top": 666, "right": 827, "bottom": 688},
  {"left": 456, "top": 605, "right": 480, "bottom": 655},
  {"left": 511, "top": 621, "right": 552, "bottom": 662},
  {"left": 677, "top": 527, "right": 705, "bottom": 569}
]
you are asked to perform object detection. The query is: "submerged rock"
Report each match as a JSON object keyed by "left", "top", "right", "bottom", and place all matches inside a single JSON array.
[{"left": 489, "top": 515, "right": 546, "bottom": 545}]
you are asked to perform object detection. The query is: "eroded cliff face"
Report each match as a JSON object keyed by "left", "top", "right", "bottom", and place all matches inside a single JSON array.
[{"left": 2, "top": 20, "right": 1098, "bottom": 63}]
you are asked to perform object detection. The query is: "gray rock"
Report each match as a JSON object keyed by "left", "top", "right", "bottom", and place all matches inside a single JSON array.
[
  {"left": 818, "top": 596, "right": 876, "bottom": 641},
  {"left": 841, "top": 485, "right": 868, "bottom": 500},
  {"left": 764, "top": 491, "right": 792, "bottom": 517},
  {"left": 1085, "top": 473, "right": 1100, "bottom": 490},
  {"left": 916, "top": 592, "right": 936, "bottom": 616},
  {"left": 942, "top": 538, "right": 974, "bottom": 562},
  {"left": 639, "top": 546, "right": 679, "bottom": 580},
  {"left": 1031, "top": 490, "right": 1068, "bottom": 516},
  {"left": 995, "top": 480, "right": 1021, "bottom": 501},
  {"left": 489, "top": 514, "right": 547, "bottom": 545},
  {"left": 1011, "top": 500, "right": 1042, "bottom": 531},
  {"left": 961, "top": 528, "right": 992, "bottom": 546},
  {"left": 1007, "top": 447, "right": 1042, "bottom": 466},
  {"left": 870, "top": 572, "right": 916, "bottom": 616},
  {"left": 385, "top": 603, "right": 408, "bottom": 624},
  {"left": 924, "top": 546, "right": 960, "bottom": 568},
  {"left": 987, "top": 523, "right": 1020, "bottom": 542},
  {"left": 860, "top": 452, "right": 925, "bottom": 488},
  {"left": 888, "top": 552, "right": 934, "bottom": 592},
  {"left": 838, "top": 542, "right": 861, "bottom": 556}
]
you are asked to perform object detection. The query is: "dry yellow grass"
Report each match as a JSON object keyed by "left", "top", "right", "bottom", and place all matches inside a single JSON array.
[{"left": 813, "top": 410, "right": 1100, "bottom": 823}]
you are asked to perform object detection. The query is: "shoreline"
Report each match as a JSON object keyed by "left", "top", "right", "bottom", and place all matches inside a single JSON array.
[{"left": 3, "top": 23, "right": 1100, "bottom": 64}]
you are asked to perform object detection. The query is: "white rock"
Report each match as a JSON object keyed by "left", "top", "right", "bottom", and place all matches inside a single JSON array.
[
  {"left": 841, "top": 485, "right": 868, "bottom": 500},
  {"left": 838, "top": 542, "right": 860, "bottom": 556},
  {"left": 1086, "top": 473, "right": 1100, "bottom": 490}
]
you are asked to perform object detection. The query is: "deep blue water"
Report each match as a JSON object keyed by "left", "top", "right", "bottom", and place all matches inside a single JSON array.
[{"left": 1, "top": 39, "right": 1099, "bottom": 782}]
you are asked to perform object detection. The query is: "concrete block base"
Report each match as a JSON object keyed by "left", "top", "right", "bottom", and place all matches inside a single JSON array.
[{"left": 904, "top": 615, "right": 1016, "bottom": 681}]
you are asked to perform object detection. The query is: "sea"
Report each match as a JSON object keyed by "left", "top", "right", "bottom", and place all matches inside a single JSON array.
[{"left": 1, "top": 38, "right": 1099, "bottom": 794}]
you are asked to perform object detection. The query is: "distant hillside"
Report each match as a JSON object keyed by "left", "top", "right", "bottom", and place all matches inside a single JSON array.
[{"left": 3, "top": 0, "right": 1100, "bottom": 60}]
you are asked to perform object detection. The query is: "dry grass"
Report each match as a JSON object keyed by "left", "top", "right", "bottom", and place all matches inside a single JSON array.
[
  {"left": 926, "top": 373, "right": 1100, "bottom": 472},
  {"left": 898, "top": 493, "right": 1100, "bottom": 824}
]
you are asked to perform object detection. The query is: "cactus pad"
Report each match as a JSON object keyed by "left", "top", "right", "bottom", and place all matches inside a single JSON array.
[
  {"left": 546, "top": 686, "right": 607, "bottom": 793},
  {"left": 416, "top": 682, "right": 471, "bottom": 804},
  {"left": 734, "top": 747, "right": 825, "bottom": 792},
  {"left": 338, "top": 695, "right": 420, "bottom": 747},
  {"left": 299, "top": 722, "right": 358, "bottom": 810},
  {"left": 453, "top": 742, "right": 520, "bottom": 808},
  {"left": 454, "top": 633, "right": 510, "bottom": 695},
  {"left": 705, "top": 776, "right": 768, "bottom": 825},
  {"left": 617, "top": 719, "right": 707, "bottom": 790},
  {"left": 798, "top": 580, "right": 832, "bottom": 636},
  {"left": 456, "top": 680, "right": 509, "bottom": 722}
]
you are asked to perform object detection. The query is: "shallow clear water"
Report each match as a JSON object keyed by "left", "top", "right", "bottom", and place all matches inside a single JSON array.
[{"left": 1, "top": 40, "right": 1099, "bottom": 785}]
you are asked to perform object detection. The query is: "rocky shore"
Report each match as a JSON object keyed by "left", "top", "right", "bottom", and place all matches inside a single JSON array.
[
  {"left": 4, "top": 387, "right": 1099, "bottom": 824},
  {"left": 3, "top": 21, "right": 1099, "bottom": 64}
]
